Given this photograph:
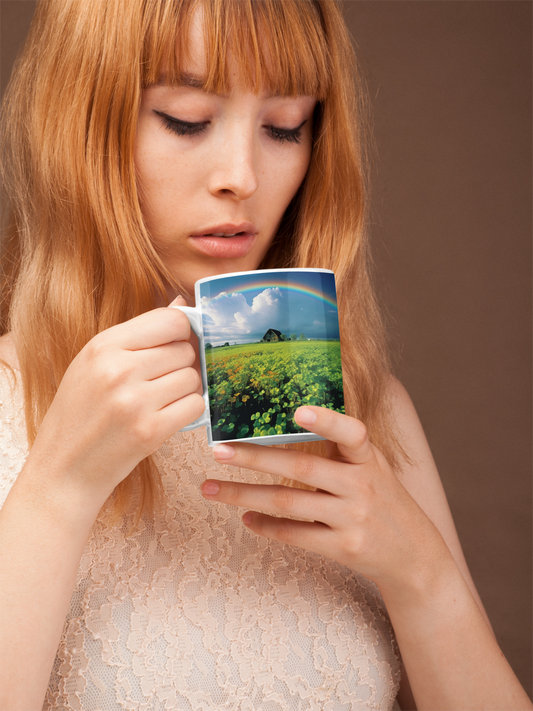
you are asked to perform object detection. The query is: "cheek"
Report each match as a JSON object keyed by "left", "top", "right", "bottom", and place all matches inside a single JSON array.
[
  {"left": 269, "top": 149, "right": 311, "bottom": 212},
  {"left": 134, "top": 133, "right": 161, "bottom": 204},
  {"left": 136, "top": 146, "right": 175, "bottom": 197},
  {"left": 134, "top": 153, "right": 175, "bottom": 237},
  {"left": 134, "top": 142, "right": 194, "bottom": 226}
]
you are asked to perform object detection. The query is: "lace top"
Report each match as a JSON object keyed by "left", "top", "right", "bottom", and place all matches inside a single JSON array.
[{"left": 0, "top": 369, "right": 401, "bottom": 711}]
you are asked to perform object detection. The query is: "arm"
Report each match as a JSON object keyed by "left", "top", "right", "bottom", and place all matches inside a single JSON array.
[
  {"left": 0, "top": 455, "right": 106, "bottom": 709},
  {"left": 0, "top": 303, "right": 204, "bottom": 710},
  {"left": 380, "top": 378, "right": 514, "bottom": 710},
  {"left": 387, "top": 377, "right": 493, "bottom": 633},
  {"left": 199, "top": 386, "right": 532, "bottom": 711}
]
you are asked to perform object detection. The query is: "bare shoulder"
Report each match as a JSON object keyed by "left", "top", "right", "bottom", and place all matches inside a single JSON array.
[
  {"left": 381, "top": 373, "right": 493, "bottom": 629},
  {"left": 381, "top": 373, "right": 452, "bottom": 509},
  {"left": 383, "top": 375, "right": 424, "bottom": 441},
  {"left": 381, "top": 375, "right": 436, "bottom": 472},
  {"left": 0, "top": 333, "right": 20, "bottom": 371}
]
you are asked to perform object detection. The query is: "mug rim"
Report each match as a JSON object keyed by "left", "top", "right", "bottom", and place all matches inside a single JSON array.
[{"left": 194, "top": 267, "right": 334, "bottom": 288}]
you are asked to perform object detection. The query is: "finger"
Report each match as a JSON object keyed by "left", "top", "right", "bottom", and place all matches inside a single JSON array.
[
  {"left": 95, "top": 307, "right": 191, "bottom": 352},
  {"left": 294, "top": 407, "right": 374, "bottom": 465},
  {"left": 154, "top": 392, "right": 206, "bottom": 439},
  {"left": 127, "top": 391, "right": 205, "bottom": 456},
  {"left": 201, "top": 480, "right": 338, "bottom": 525},
  {"left": 240, "top": 511, "right": 334, "bottom": 558},
  {"left": 149, "top": 366, "right": 202, "bottom": 410},
  {"left": 169, "top": 295, "right": 188, "bottom": 307},
  {"left": 212, "top": 441, "right": 348, "bottom": 495},
  {"left": 133, "top": 340, "right": 197, "bottom": 380}
]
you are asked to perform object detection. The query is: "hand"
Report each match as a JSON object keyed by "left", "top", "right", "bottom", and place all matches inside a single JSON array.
[
  {"left": 202, "top": 406, "right": 452, "bottom": 594},
  {"left": 28, "top": 300, "right": 205, "bottom": 505}
]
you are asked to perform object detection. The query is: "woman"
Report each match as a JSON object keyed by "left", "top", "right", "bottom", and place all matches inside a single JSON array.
[{"left": 0, "top": 0, "right": 530, "bottom": 709}]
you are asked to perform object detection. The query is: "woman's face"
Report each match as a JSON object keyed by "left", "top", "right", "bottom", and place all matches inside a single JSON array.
[{"left": 134, "top": 20, "right": 316, "bottom": 301}]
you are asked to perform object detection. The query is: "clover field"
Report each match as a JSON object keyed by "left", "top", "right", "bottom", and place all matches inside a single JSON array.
[{"left": 204, "top": 340, "right": 344, "bottom": 441}]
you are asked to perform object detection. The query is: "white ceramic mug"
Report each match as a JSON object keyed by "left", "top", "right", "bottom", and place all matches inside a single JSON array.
[{"left": 172, "top": 268, "right": 344, "bottom": 446}]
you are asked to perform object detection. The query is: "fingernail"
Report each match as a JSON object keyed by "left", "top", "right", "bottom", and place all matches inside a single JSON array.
[
  {"left": 295, "top": 407, "right": 317, "bottom": 425},
  {"left": 202, "top": 480, "right": 220, "bottom": 496},
  {"left": 242, "top": 512, "right": 253, "bottom": 525},
  {"left": 169, "top": 294, "right": 186, "bottom": 306},
  {"left": 213, "top": 444, "right": 235, "bottom": 460}
]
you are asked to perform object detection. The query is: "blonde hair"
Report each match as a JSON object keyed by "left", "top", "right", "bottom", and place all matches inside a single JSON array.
[{"left": 1, "top": 0, "right": 402, "bottom": 523}]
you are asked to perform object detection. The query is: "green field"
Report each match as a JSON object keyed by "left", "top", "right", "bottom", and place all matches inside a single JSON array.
[{"left": 205, "top": 340, "right": 344, "bottom": 441}]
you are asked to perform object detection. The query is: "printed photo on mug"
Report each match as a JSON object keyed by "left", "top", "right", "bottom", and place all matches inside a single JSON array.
[{"left": 174, "top": 269, "right": 345, "bottom": 446}]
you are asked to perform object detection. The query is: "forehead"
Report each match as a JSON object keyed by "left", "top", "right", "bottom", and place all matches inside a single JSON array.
[
  {"left": 143, "top": 0, "right": 330, "bottom": 99},
  {"left": 184, "top": 5, "right": 208, "bottom": 75}
]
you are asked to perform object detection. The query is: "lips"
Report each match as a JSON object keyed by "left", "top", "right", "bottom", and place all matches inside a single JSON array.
[
  {"left": 190, "top": 222, "right": 257, "bottom": 238},
  {"left": 189, "top": 222, "right": 258, "bottom": 258}
]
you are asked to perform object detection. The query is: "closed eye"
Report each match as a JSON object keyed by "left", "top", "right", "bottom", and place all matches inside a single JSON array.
[
  {"left": 154, "top": 110, "right": 307, "bottom": 144},
  {"left": 154, "top": 110, "right": 208, "bottom": 137},
  {"left": 267, "top": 119, "right": 307, "bottom": 145}
]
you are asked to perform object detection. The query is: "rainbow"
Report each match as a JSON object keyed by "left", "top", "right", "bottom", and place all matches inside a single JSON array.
[{"left": 215, "top": 281, "right": 338, "bottom": 310}]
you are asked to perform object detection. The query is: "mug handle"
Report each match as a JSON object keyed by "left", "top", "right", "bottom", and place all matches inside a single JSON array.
[{"left": 170, "top": 305, "right": 211, "bottom": 431}]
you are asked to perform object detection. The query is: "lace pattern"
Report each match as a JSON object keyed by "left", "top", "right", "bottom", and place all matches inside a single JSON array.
[
  {"left": 0, "top": 369, "right": 401, "bottom": 710},
  {"left": 0, "top": 368, "right": 29, "bottom": 508}
]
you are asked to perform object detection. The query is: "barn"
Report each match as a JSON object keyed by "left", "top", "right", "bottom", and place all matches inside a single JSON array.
[{"left": 262, "top": 328, "right": 282, "bottom": 343}]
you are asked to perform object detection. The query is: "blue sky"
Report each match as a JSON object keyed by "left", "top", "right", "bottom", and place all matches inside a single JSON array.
[{"left": 199, "top": 271, "right": 340, "bottom": 345}]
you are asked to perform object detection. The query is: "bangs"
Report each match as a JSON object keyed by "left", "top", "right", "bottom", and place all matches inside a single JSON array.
[{"left": 142, "top": 0, "right": 331, "bottom": 98}]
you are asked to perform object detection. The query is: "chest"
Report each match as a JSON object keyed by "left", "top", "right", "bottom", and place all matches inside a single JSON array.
[{"left": 46, "top": 430, "right": 401, "bottom": 710}]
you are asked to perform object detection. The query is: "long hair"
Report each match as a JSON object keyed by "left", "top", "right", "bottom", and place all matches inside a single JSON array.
[{"left": 0, "top": 0, "right": 403, "bottom": 523}]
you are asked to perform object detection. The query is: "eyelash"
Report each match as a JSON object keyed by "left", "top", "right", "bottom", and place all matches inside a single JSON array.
[
  {"left": 269, "top": 125, "right": 303, "bottom": 145},
  {"left": 155, "top": 111, "right": 304, "bottom": 145},
  {"left": 158, "top": 114, "right": 208, "bottom": 138}
]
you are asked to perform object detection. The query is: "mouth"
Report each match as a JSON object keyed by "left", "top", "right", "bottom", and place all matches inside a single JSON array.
[
  {"left": 200, "top": 231, "right": 248, "bottom": 238},
  {"left": 189, "top": 233, "right": 257, "bottom": 259},
  {"left": 189, "top": 223, "right": 258, "bottom": 259},
  {"left": 190, "top": 222, "right": 257, "bottom": 239}
]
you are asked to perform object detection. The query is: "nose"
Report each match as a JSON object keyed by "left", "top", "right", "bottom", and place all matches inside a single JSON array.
[{"left": 207, "top": 127, "right": 259, "bottom": 201}]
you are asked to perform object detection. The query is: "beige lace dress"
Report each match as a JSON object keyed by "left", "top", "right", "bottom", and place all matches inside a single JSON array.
[{"left": 0, "top": 369, "right": 402, "bottom": 710}]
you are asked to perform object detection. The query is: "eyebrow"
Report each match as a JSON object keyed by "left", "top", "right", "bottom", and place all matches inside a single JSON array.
[
  {"left": 157, "top": 72, "right": 209, "bottom": 90},
  {"left": 155, "top": 71, "right": 306, "bottom": 101}
]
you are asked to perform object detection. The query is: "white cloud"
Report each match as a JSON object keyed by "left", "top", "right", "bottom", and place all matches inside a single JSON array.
[{"left": 201, "top": 288, "right": 284, "bottom": 341}]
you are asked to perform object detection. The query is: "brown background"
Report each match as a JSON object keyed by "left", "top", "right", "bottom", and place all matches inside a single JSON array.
[{"left": 1, "top": 0, "right": 531, "bottom": 699}]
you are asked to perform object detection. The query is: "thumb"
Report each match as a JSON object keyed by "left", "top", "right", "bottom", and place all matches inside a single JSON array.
[{"left": 168, "top": 294, "right": 187, "bottom": 307}]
